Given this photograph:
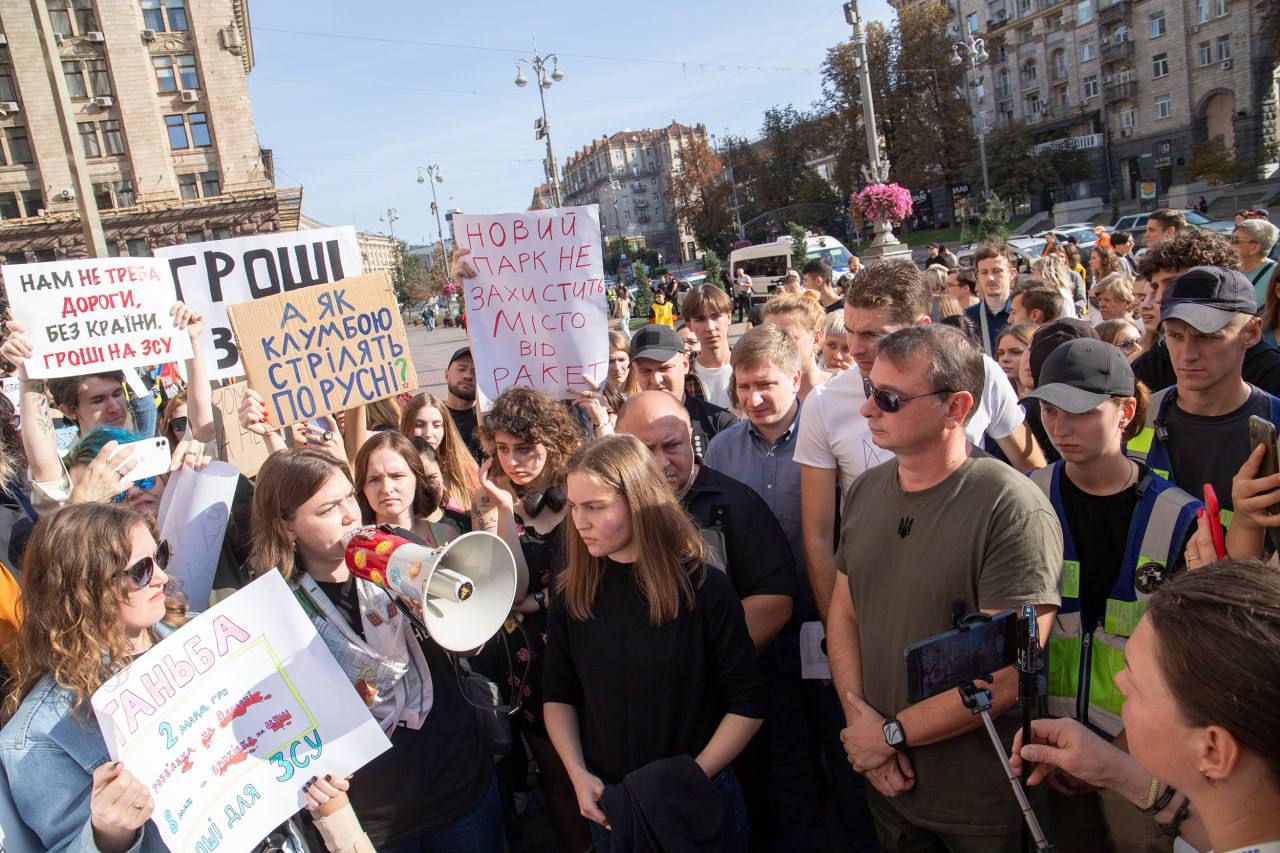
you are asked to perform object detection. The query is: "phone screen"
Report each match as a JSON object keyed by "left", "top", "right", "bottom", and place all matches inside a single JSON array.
[{"left": 904, "top": 610, "right": 1018, "bottom": 704}]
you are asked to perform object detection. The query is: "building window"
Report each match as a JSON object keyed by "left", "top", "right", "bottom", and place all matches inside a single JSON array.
[
  {"left": 5, "top": 127, "right": 32, "bottom": 164},
  {"left": 126, "top": 238, "right": 149, "bottom": 257},
  {"left": 21, "top": 189, "right": 43, "bottom": 216},
  {"left": 73, "top": 0, "right": 95, "bottom": 33},
  {"left": 101, "top": 119, "right": 123, "bottom": 155},
  {"left": 114, "top": 180, "right": 135, "bottom": 208},
  {"left": 1018, "top": 0, "right": 1031, "bottom": 13},
  {"left": 78, "top": 121, "right": 101, "bottom": 157},
  {"left": 3, "top": 253, "right": 25, "bottom": 265},
  {"left": 1076, "top": 0, "right": 1092, "bottom": 25},
  {"left": 153, "top": 54, "right": 198, "bottom": 92},
  {"left": 1197, "top": 0, "right": 1210, "bottom": 22},
  {"left": 165, "top": 114, "right": 187, "bottom": 148},
  {"left": 62, "top": 60, "right": 86, "bottom": 98},
  {"left": 86, "top": 59, "right": 110, "bottom": 97},
  {"left": 184, "top": 230, "right": 205, "bottom": 243},
  {"left": 1198, "top": 42, "right": 1212, "bottom": 66},
  {"left": 141, "top": 0, "right": 189, "bottom": 32},
  {"left": 200, "top": 170, "right": 219, "bottom": 196},
  {"left": 1154, "top": 95, "right": 1171, "bottom": 120},
  {"left": 93, "top": 182, "right": 111, "bottom": 209},
  {"left": 177, "top": 173, "right": 199, "bottom": 199},
  {"left": 1152, "top": 53, "right": 1169, "bottom": 78},
  {"left": 33, "top": 249, "right": 56, "bottom": 262},
  {"left": 46, "top": 1, "right": 72, "bottom": 36},
  {"left": 1216, "top": 35, "right": 1231, "bottom": 61},
  {"left": 0, "top": 67, "right": 14, "bottom": 103},
  {"left": 1214, "top": 0, "right": 1227, "bottom": 15},
  {"left": 1120, "top": 107, "right": 1136, "bottom": 129},
  {"left": 1080, "top": 39, "right": 1094, "bottom": 62},
  {"left": 1083, "top": 75, "right": 1099, "bottom": 99},
  {"left": 0, "top": 193, "right": 19, "bottom": 219},
  {"left": 1057, "top": 86, "right": 1070, "bottom": 108},
  {"left": 46, "top": 0, "right": 95, "bottom": 36},
  {"left": 1150, "top": 11, "right": 1165, "bottom": 37},
  {"left": 211, "top": 226, "right": 232, "bottom": 240}
]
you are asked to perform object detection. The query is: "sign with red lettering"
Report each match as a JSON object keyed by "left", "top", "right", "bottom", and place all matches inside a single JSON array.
[
  {"left": 453, "top": 205, "right": 609, "bottom": 406},
  {"left": 92, "top": 571, "right": 391, "bottom": 853},
  {"left": 1, "top": 257, "right": 193, "bottom": 379}
]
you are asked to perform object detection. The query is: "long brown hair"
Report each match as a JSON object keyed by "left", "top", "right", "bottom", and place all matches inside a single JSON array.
[
  {"left": 3, "top": 504, "right": 157, "bottom": 721},
  {"left": 353, "top": 431, "right": 438, "bottom": 524},
  {"left": 1146, "top": 559, "right": 1280, "bottom": 786},
  {"left": 249, "top": 448, "right": 352, "bottom": 583},
  {"left": 400, "top": 392, "right": 479, "bottom": 510},
  {"left": 557, "top": 435, "right": 702, "bottom": 625}
]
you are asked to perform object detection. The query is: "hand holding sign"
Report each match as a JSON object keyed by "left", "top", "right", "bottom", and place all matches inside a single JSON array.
[{"left": 89, "top": 761, "right": 154, "bottom": 851}]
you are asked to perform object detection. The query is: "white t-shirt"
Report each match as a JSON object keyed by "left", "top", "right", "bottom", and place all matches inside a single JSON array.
[
  {"left": 693, "top": 360, "right": 734, "bottom": 409},
  {"left": 795, "top": 355, "right": 1025, "bottom": 493}
]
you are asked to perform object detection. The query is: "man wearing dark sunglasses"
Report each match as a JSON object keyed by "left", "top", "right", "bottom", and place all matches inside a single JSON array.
[{"left": 825, "top": 325, "right": 1063, "bottom": 850}]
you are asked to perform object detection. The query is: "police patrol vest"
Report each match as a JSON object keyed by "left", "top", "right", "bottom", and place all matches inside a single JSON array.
[
  {"left": 1029, "top": 463, "right": 1201, "bottom": 737},
  {"left": 1126, "top": 384, "right": 1280, "bottom": 529}
]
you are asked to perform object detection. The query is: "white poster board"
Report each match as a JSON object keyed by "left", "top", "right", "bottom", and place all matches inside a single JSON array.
[
  {"left": 1, "top": 258, "right": 193, "bottom": 379},
  {"left": 155, "top": 227, "right": 364, "bottom": 380},
  {"left": 92, "top": 572, "right": 391, "bottom": 853},
  {"left": 157, "top": 461, "right": 241, "bottom": 611},
  {"left": 452, "top": 206, "right": 609, "bottom": 408}
]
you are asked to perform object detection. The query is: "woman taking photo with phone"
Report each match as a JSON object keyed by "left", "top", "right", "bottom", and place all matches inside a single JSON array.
[
  {"left": 1022, "top": 338, "right": 1201, "bottom": 850},
  {"left": 249, "top": 448, "right": 501, "bottom": 853},
  {"left": 544, "top": 434, "right": 764, "bottom": 852}
]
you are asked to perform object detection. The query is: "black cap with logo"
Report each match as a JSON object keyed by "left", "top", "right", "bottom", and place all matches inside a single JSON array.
[
  {"left": 1159, "top": 265, "right": 1257, "bottom": 333},
  {"left": 1024, "top": 338, "right": 1135, "bottom": 414}
]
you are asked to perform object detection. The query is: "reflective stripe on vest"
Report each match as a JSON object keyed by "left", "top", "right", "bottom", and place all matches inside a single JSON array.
[{"left": 1030, "top": 462, "right": 1201, "bottom": 736}]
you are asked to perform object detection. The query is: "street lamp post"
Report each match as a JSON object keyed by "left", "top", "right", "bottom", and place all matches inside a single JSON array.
[
  {"left": 951, "top": 35, "right": 992, "bottom": 199},
  {"left": 379, "top": 207, "right": 399, "bottom": 239},
  {"left": 417, "top": 164, "right": 449, "bottom": 270},
  {"left": 515, "top": 50, "right": 565, "bottom": 207}
]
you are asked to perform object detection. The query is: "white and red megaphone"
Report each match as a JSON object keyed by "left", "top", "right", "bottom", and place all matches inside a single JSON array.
[{"left": 344, "top": 526, "right": 517, "bottom": 651}]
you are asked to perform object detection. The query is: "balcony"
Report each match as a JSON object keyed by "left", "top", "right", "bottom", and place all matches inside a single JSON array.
[
  {"left": 1030, "top": 132, "right": 1105, "bottom": 155},
  {"left": 1098, "top": 0, "right": 1132, "bottom": 25},
  {"left": 1102, "top": 39, "right": 1133, "bottom": 62},
  {"left": 1104, "top": 78, "right": 1136, "bottom": 101}
]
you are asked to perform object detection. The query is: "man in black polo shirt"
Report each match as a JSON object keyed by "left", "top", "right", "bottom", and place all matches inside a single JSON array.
[{"left": 629, "top": 324, "right": 737, "bottom": 457}]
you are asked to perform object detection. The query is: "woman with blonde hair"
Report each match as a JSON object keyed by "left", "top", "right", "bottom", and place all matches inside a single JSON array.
[
  {"left": 1096, "top": 318, "right": 1144, "bottom": 361},
  {"left": 399, "top": 392, "right": 480, "bottom": 511},
  {"left": 1092, "top": 272, "right": 1136, "bottom": 323},
  {"left": 606, "top": 329, "right": 631, "bottom": 394},
  {"left": 761, "top": 293, "right": 831, "bottom": 398},
  {"left": 1032, "top": 253, "right": 1084, "bottom": 317},
  {"left": 544, "top": 434, "right": 764, "bottom": 852}
]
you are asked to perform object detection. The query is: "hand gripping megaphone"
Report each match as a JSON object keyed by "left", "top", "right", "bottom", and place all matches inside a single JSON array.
[{"left": 344, "top": 525, "right": 517, "bottom": 652}]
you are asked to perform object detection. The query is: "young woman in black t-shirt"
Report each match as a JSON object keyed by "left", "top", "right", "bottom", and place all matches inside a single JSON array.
[{"left": 544, "top": 434, "right": 765, "bottom": 853}]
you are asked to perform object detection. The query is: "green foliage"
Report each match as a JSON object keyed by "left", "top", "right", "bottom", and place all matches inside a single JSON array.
[
  {"left": 390, "top": 239, "right": 417, "bottom": 305},
  {"left": 961, "top": 194, "right": 1011, "bottom": 243},
  {"left": 702, "top": 250, "right": 723, "bottom": 289},
  {"left": 633, "top": 262, "right": 653, "bottom": 319},
  {"left": 1183, "top": 140, "right": 1254, "bottom": 186},
  {"left": 786, "top": 222, "right": 809, "bottom": 268}
]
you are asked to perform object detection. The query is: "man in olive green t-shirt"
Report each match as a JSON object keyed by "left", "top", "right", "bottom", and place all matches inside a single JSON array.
[{"left": 826, "top": 326, "right": 1063, "bottom": 851}]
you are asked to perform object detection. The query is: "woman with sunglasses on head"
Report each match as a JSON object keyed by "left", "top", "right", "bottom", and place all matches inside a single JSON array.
[
  {"left": 543, "top": 434, "right": 764, "bottom": 852},
  {"left": 249, "top": 448, "right": 503, "bottom": 853},
  {"left": 475, "top": 387, "right": 592, "bottom": 852},
  {"left": 399, "top": 392, "right": 479, "bottom": 512},
  {"left": 1021, "top": 338, "right": 1202, "bottom": 851},
  {"left": 1097, "top": 318, "right": 1145, "bottom": 362}
]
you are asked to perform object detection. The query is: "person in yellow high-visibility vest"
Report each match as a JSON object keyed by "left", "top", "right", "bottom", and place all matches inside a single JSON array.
[{"left": 648, "top": 290, "right": 674, "bottom": 328}]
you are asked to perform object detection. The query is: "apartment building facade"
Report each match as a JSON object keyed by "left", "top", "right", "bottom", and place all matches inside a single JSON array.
[
  {"left": 0, "top": 0, "right": 295, "bottom": 264},
  {"left": 561, "top": 121, "right": 707, "bottom": 263}
]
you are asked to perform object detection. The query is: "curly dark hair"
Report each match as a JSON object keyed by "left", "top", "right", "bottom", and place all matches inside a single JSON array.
[
  {"left": 1138, "top": 230, "right": 1240, "bottom": 279},
  {"left": 476, "top": 388, "right": 583, "bottom": 486}
]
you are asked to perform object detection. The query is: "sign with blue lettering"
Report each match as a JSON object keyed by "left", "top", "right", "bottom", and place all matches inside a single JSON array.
[
  {"left": 227, "top": 271, "right": 417, "bottom": 427},
  {"left": 156, "top": 226, "right": 363, "bottom": 381}
]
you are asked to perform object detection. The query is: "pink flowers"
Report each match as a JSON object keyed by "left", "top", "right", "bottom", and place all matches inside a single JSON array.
[{"left": 851, "top": 183, "right": 914, "bottom": 225}]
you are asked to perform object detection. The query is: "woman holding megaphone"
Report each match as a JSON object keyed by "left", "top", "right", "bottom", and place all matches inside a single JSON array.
[{"left": 250, "top": 448, "right": 503, "bottom": 853}]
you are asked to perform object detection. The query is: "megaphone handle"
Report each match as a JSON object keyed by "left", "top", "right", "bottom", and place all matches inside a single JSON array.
[{"left": 388, "top": 595, "right": 432, "bottom": 645}]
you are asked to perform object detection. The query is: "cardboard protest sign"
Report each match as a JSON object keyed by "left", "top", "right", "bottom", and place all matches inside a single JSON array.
[
  {"left": 211, "top": 381, "right": 271, "bottom": 478},
  {"left": 452, "top": 206, "right": 609, "bottom": 407},
  {"left": 156, "top": 226, "right": 363, "bottom": 380},
  {"left": 92, "top": 571, "right": 391, "bottom": 853},
  {"left": 227, "top": 272, "right": 416, "bottom": 427},
  {"left": 158, "top": 461, "right": 240, "bottom": 611},
  {"left": 1, "top": 257, "right": 193, "bottom": 379}
]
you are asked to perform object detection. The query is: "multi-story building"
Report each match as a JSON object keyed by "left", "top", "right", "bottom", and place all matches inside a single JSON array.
[
  {"left": 529, "top": 182, "right": 555, "bottom": 210},
  {"left": 0, "top": 0, "right": 296, "bottom": 263},
  {"left": 560, "top": 121, "right": 707, "bottom": 263},
  {"left": 944, "top": 0, "right": 1277, "bottom": 207}
]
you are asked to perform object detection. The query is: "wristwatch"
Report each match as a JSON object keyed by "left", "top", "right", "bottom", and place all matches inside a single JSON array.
[{"left": 883, "top": 717, "right": 908, "bottom": 752}]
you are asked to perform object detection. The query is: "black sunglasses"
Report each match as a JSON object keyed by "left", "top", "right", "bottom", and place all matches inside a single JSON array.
[
  {"left": 117, "top": 540, "right": 171, "bottom": 590},
  {"left": 863, "top": 377, "right": 954, "bottom": 414},
  {"left": 169, "top": 416, "right": 189, "bottom": 436}
]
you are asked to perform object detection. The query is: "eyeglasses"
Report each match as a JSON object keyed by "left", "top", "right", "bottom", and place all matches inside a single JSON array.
[
  {"left": 1114, "top": 338, "right": 1142, "bottom": 352},
  {"left": 116, "top": 540, "right": 170, "bottom": 590},
  {"left": 168, "top": 416, "right": 188, "bottom": 436},
  {"left": 863, "top": 377, "right": 954, "bottom": 414},
  {"left": 111, "top": 477, "right": 157, "bottom": 504},
  {"left": 1229, "top": 237, "right": 1258, "bottom": 245},
  {"left": 484, "top": 414, "right": 532, "bottom": 434}
]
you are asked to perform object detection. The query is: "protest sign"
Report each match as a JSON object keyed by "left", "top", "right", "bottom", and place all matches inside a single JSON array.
[
  {"left": 157, "top": 461, "right": 240, "bottom": 611},
  {"left": 452, "top": 205, "right": 609, "bottom": 407},
  {"left": 227, "top": 272, "right": 416, "bottom": 427},
  {"left": 211, "top": 381, "right": 271, "bottom": 477},
  {"left": 156, "top": 226, "right": 363, "bottom": 380},
  {"left": 92, "top": 571, "right": 391, "bottom": 853},
  {"left": 1, "top": 377, "right": 18, "bottom": 410},
  {"left": 1, "top": 257, "right": 193, "bottom": 379}
]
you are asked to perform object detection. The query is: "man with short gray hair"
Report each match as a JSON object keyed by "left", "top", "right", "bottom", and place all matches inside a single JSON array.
[{"left": 825, "top": 325, "right": 1062, "bottom": 850}]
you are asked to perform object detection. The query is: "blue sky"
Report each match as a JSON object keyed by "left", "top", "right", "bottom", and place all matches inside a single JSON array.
[{"left": 246, "top": 0, "right": 896, "bottom": 246}]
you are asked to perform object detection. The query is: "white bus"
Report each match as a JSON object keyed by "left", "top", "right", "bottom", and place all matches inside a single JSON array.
[{"left": 728, "top": 235, "right": 855, "bottom": 302}]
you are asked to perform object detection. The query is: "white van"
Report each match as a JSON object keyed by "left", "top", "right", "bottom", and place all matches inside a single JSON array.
[{"left": 728, "top": 235, "right": 855, "bottom": 302}]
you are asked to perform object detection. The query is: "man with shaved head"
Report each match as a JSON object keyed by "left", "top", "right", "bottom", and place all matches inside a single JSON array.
[{"left": 628, "top": 323, "right": 737, "bottom": 456}]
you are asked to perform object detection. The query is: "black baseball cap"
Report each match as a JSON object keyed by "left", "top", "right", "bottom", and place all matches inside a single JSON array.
[
  {"left": 629, "top": 324, "right": 685, "bottom": 362},
  {"left": 1024, "top": 338, "right": 1135, "bottom": 414},
  {"left": 447, "top": 346, "right": 471, "bottom": 367},
  {"left": 1159, "top": 266, "right": 1257, "bottom": 333},
  {"left": 1029, "top": 318, "right": 1098, "bottom": 385}
]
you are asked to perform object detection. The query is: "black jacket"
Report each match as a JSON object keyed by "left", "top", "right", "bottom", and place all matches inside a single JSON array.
[{"left": 599, "top": 755, "right": 722, "bottom": 853}]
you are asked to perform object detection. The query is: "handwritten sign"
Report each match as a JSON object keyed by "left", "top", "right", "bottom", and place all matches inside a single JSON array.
[
  {"left": 453, "top": 206, "right": 609, "bottom": 407},
  {"left": 156, "top": 227, "right": 363, "bottom": 381},
  {"left": 211, "top": 381, "right": 270, "bottom": 478},
  {"left": 1, "top": 258, "right": 192, "bottom": 379},
  {"left": 92, "top": 571, "right": 391, "bottom": 853},
  {"left": 157, "top": 461, "right": 240, "bottom": 611},
  {"left": 227, "top": 272, "right": 416, "bottom": 427}
]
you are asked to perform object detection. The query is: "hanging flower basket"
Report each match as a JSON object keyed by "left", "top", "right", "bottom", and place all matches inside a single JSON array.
[{"left": 851, "top": 183, "right": 914, "bottom": 225}]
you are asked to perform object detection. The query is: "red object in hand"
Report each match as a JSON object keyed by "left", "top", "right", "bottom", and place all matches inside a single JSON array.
[{"left": 1202, "top": 484, "right": 1227, "bottom": 560}]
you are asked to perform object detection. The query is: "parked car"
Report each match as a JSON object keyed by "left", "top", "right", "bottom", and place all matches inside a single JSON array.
[
  {"left": 1113, "top": 209, "right": 1233, "bottom": 248},
  {"left": 956, "top": 236, "right": 1046, "bottom": 272}
]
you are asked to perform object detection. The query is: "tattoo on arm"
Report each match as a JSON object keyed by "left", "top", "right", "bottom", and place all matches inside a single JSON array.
[{"left": 34, "top": 397, "right": 53, "bottom": 435}]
